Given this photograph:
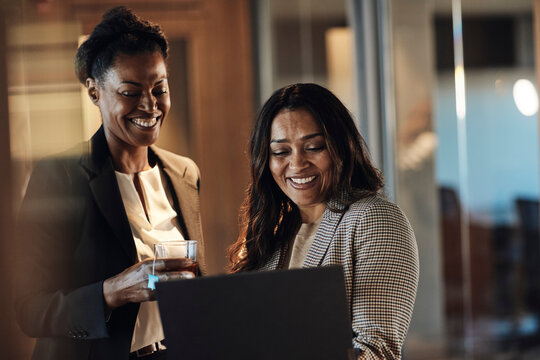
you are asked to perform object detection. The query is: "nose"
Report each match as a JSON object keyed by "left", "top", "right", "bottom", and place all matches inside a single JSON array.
[
  {"left": 138, "top": 91, "right": 157, "bottom": 112},
  {"left": 289, "top": 150, "right": 308, "bottom": 170}
]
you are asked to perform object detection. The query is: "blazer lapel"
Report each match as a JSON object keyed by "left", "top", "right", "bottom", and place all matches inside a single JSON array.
[
  {"left": 258, "top": 244, "right": 285, "bottom": 271},
  {"left": 82, "top": 127, "right": 137, "bottom": 264},
  {"left": 303, "top": 199, "right": 346, "bottom": 268},
  {"left": 163, "top": 168, "right": 201, "bottom": 241},
  {"left": 89, "top": 165, "right": 138, "bottom": 264},
  {"left": 150, "top": 147, "right": 206, "bottom": 273},
  {"left": 152, "top": 148, "right": 202, "bottom": 243}
]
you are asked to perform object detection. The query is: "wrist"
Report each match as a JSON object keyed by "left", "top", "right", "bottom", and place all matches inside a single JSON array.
[{"left": 102, "top": 277, "right": 121, "bottom": 310}]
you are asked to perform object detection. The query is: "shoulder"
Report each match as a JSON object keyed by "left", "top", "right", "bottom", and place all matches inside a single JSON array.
[
  {"left": 342, "top": 194, "right": 415, "bottom": 239},
  {"left": 335, "top": 195, "right": 418, "bottom": 273},
  {"left": 153, "top": 147, "right": 198, "bottom": 168},
  {"left": 30, "top": 141, "right": 89, "bottom": 182},
  {"left": 348, "top": 195, "right": 407, "bottom": 220},
  {"left": 21, "top": 142, "right": 91, "bottom": 214}
]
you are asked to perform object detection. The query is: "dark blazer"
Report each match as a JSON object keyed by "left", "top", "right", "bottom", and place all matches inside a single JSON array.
[
  {"left": 258, "top": 195, "right": 419, "bottom": 359},
  {"left": 15, "top": 127, "right": 205, "bottom": 360}
]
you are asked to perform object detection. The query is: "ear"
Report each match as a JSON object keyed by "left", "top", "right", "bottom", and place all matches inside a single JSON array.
[{"left": 86, "top": 78, "right": 99, "bottom": 105}]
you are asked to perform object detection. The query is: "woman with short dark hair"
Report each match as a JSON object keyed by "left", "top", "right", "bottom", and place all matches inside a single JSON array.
[
  {"left": 229, "top": 83, "right": 419, "bottom": 359},
  {"left": 15, "top": 7, "right": 204, "bottom": 360}
]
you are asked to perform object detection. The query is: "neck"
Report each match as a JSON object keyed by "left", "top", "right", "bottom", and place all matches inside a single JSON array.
[
  {"left": 112, "top": 149, "right": 151, "bottom": 174},
  {"left": 107, "top": 141, "right": 151, "bottom": 174},
  {"left": 299, "top": 203, "right": 326, "bottom": 224}
]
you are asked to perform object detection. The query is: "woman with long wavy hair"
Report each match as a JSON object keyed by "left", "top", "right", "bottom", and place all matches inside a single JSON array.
[{"left": 229, "top": 83, "right": 419, "bottom": 359}]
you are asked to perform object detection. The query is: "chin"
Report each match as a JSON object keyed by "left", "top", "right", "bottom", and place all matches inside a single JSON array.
[
  {"left": 138, "top": 130, "right": 161, "bottom": 145},
  {"left": 291, "top": 198, "right": 317, "bottom": 207},
  {"left": 142, "top": 137, "right": 159, "bottom": 147}
]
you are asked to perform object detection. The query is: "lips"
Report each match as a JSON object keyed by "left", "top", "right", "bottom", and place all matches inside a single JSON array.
[
  {"left": 287, "top": 175, "right": 318, "bottom": 189},
  {"left": 290, "top": 176, "right": 316, "bottom": 184},
  {"left": 128, "top": 115, "right": 161, "bottom": 129}
]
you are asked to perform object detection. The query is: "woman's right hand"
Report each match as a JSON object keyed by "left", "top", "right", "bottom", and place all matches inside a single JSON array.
[{"left": 102, "top": 258, "right": 195, "bottom": 310}]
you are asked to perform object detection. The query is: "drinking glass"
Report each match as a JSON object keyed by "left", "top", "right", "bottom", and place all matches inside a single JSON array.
[
  {"left": 148, "top": 240, "right": 198, "bottom": 289},
  {"left": 154, "top": 240, "right": 196, "bottom": 260}
]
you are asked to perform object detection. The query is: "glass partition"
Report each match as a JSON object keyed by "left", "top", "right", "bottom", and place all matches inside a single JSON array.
[{"left": 389, "top": 0, "right": 540, "bottom": 358}]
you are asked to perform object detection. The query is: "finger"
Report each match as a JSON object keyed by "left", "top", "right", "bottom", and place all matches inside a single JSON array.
[
  {"left": 142, "top": 289, "right": 156, "bottom": 302},
  {"left": 153, "top": 258, "right": 194, "bottom": 271},
  {"left": 136, "top": 288, "right": 156, "bottom": 303},
  {"left": 157, "top": 271, "right": 195, "bottom": 282}
]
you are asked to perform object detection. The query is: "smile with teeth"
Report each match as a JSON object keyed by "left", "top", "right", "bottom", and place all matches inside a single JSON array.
[
  {"left": 290, "top": 176, "right": 316, "bottom": 184},
  {"left": 130, "top": 117, "right": 159, "bottom": 128}
]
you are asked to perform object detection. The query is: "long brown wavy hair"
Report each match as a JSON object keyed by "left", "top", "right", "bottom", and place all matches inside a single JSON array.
[{"left": 228, "top": 83, "right": 383, "bottom": 272}]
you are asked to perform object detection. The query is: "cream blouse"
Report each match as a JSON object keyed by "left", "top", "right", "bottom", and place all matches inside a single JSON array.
[
  {"left": 287, "top": 215, "right": 323, "bottom": 269},
  {"left": 115, "top": 165, "right": 184, "bottom": 352}
]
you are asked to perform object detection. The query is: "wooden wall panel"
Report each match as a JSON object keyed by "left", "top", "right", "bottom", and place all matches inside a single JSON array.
[
  {"left": 195, "top": 0, "right": 253, "bottom": 274},
  {"left": 0, "top": 1, "right": 15, "bottom": 356}
]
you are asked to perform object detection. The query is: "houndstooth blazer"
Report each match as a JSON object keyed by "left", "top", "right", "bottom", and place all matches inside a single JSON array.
[{"left": 258, "top": 194, "right": 419, "bottom": 359}]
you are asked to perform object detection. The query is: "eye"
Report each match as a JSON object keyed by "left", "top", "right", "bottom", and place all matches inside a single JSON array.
[
  {"left": 153, "top": 88, "right": 168, "bottom": 96},
  {"left": 120, "top": 91, "right": 140, "bottom": 97},
  {"left": 306, "top": 144, "right": 326, "bottom": 152},
  {"left": 270, "top": 148, "right": 290, "bottom": 156}
]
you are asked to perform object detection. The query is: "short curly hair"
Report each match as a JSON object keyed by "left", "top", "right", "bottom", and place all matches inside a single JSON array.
[{"left": 74, "top": 6, "right": 168, "bottom": 84}]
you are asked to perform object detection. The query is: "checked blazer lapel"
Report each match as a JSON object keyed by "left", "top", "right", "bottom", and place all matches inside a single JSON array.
[
  {"left": 302, "top": 198, "right": 347, "bottom": 268},
  {"left": 260, "top": 198, "right": 348, "bottom": 271},
  {"left": 82, "top": 127, "right": 138, "bottom": 264}
]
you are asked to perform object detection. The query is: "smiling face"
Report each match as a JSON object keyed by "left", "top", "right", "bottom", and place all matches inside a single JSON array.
[
  {"left": 88, "top": 51, "right": 170, "bottom": 152},
  {"left": 269, "top": 108, "right": 333, "bottom": 222}
]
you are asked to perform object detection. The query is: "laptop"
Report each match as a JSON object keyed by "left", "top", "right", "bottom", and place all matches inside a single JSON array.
[{"left": 155, "top": 266, "right": 354, "bottom": 360}]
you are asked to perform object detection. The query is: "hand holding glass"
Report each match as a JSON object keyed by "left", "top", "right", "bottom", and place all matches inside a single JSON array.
[{"left": 148, "top": 240, "right": 198, "bottom": 289}]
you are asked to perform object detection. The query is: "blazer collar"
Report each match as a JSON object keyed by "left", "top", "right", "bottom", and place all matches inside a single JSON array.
[
  {"left": 80, "top": 126, "right": 111, "bottom": 175},
  {"left": 82, "top": 127, "right": 138, "bottom": 263},
  {"left": 302, "top": 202, "right": 345, "bottom": 268},
  {"left": 151, "top": 146, "right": 202, "bottom": 243}
]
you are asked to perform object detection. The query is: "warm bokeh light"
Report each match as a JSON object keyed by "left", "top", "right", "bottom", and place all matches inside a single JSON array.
[{"left": 513, "top": 79, "right": 539, "bottom": 117}]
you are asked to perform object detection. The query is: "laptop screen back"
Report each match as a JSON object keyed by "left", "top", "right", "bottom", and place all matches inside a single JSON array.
[{"left": 156, "top": 266, "right": 353, "bottom": 360}]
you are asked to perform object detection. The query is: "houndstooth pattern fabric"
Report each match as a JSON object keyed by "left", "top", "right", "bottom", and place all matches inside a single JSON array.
[{"left": 258, "top": 194, "right": 419, "bottom": 359}]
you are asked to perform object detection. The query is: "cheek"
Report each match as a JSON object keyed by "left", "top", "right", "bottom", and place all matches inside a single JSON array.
[
  {"left": 101, "top": 97, "right": 131, "bottom": 119},
  {"left": 159, "top": 95, "right": 171, "bottom": 114},
  {"left": 319, "top": 155, "right": 334, "bottom": 185},
  {"left": 322, "top": 159, "right": 333, "bottom": 177},
  {"left": 269, "top": 159, "right": 285, "bottom": 184}
]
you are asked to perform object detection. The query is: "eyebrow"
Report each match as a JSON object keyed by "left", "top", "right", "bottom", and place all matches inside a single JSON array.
[
  {"left": 120, "top": 79, "right": 167, "bottom": 87},
  {"left": 270, "top": 132, "right": 324, "bottom": 144}
]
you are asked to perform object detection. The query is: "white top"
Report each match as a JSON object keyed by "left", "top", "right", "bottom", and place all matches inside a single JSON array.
[
  {"left": 115, "top": 165, "right": 184, "bottom": 352},
  {"left": 287, "top": 215, "right": 323, "bottom": 269}
]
